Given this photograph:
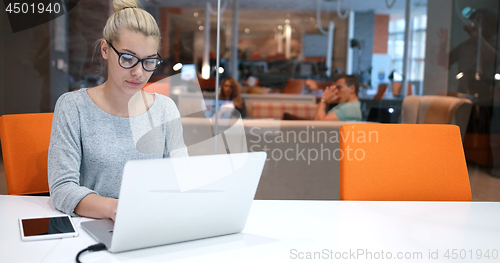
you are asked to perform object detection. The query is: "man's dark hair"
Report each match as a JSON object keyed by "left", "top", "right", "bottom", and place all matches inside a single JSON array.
[{"left": 335, "top": 74, "right": 360, "bottom": 96}]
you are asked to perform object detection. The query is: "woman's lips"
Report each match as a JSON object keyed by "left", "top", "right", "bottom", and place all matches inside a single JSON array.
[{"left": 126, "top": 80, "right": 142, "bottom": 87}]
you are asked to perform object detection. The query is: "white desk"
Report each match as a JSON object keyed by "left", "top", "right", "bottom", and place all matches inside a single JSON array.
[{"left": 1, "top": 195, "right": 499, "bottom": 263}]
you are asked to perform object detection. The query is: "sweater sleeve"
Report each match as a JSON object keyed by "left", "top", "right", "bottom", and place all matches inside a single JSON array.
[{"left": 48, "top": 93, "right": 97, "bottom": 215}]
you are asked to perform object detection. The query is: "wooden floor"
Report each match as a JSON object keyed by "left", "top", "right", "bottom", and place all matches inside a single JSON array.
[{"left": 0, "top": 159, "right": 499, "bottom": 201}]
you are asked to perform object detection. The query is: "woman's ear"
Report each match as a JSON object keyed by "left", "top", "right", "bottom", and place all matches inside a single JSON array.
[{"left": 101, "top": 39, "right": 109, "bottom": 60}]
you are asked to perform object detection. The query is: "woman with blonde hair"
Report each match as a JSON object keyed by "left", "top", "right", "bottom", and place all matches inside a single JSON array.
[
  {"left": 219, "top": 77, "right": 247, "bottom": 118},
  {"left": 48, "top": 0, "right": 188, "bottom": 220}
]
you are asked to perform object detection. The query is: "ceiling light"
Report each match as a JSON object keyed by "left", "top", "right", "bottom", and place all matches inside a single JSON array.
[
  {"left": 285, "top": 19, "right": 290, "bottom": 23},
  {"left": 456, "top": 72, "right": 463, "bottom": 79},
  {"left": 244, "top": 28, "right": 250, "bottom": 34},
  {"left": 193, "top": 12, "right": 199, "bottom": 17},
  {"left": 495, "top": 73, "right": 500, "bottom": 80},
  {"left": 278, "top": 25, "right": 283, "bottom": 30},
  {"left": 199, "top": 25, "right": 204, "bottom": 31},
  {"left": 197, "top": 20, "right": 202, "bottom": 25},
  {"left": 173, "top": 63, "right": 183, "bottom": 71},
  {"left": 218, "top": 67, "right": 224, "bottom": 74}
]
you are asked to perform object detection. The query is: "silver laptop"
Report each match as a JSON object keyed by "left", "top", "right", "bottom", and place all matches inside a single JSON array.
[{"left": 81, "top": 152, "right": 267, "bottom": 253}]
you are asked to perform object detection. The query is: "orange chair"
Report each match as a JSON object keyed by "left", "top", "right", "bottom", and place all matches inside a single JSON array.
[
  {"left": 315, "top": 81, "right": 333, "bottom": 90},
  {"left": 0, "top": 113, "right": 53, "bottom": 195},
  {"left": 143, "top": 81, "right": 170, "bottom": 97},
  {"left": 283, "top": 78, "right": 305, "bottom": 94},
  {"left": 392, "top": 81, "right": 412, "bottom": 96},
  {"left": 339, "top": 124, "right": 471, "bottom": 201},
  {"left": 197, "top": 77, "right": 216, "bottom": 91},
  {"left": 373, "top": 83, "right": 388, "bottom": 100}
]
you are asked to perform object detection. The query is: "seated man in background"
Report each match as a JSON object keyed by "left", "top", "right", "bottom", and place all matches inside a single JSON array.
[{"left": 314, "top": 74, "right": 362, "bottom": 121}]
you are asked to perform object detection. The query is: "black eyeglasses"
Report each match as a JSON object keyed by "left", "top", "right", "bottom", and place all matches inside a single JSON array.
[{"left": 108, "top": 42, "right": 163, "bottom": 72}]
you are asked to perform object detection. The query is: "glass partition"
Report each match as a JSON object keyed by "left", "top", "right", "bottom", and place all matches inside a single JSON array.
[{"left": 0, "top": 0, "right": 499, "bottom": 201}]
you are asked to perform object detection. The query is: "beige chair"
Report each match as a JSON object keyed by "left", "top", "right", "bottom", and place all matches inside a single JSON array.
[{"left": 401, "top": 95, "right": 472, "bottom": 138}]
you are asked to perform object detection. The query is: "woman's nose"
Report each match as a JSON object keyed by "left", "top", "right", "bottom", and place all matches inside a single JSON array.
[{"left": 130, "top": 63, "right": 144, "bottom": 77}]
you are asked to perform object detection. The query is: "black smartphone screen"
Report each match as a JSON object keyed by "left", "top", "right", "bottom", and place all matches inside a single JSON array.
[{"left": 22, "top": 216, "right": 76, "bottom": 237}]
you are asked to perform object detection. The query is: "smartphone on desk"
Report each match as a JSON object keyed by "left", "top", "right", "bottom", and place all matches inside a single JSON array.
[{"left": 19, "top": 215, "right": 79, "bottom": 241}]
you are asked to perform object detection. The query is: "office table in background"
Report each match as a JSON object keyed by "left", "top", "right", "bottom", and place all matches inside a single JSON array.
[{"left": 0, "top": 195, "right": 499, "bottom": 262}]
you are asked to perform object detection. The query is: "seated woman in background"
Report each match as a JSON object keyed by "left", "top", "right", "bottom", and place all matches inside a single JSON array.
[
  {"left": 48, "top": 0, "right": 188, "bottom": 221},
  {"left": 219, "top": 77, "right": 247, "bottom": 119}
]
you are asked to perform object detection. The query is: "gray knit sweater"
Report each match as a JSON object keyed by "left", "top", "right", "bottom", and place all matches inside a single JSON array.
[{"left": 48, "top": 89, "right": 188, "bottom": 215}]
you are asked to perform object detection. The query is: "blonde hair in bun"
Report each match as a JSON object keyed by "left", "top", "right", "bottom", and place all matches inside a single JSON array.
[
  {"left": 103, "top": 0, "right": 160, "bottom": 46},
  {"left": 112, "top": 0, "right": 139, "bottom": 13}
]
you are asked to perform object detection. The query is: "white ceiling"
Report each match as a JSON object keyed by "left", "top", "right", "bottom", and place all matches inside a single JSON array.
[{"left": 149, "top": 0, "right": 427, "bottom": 15}]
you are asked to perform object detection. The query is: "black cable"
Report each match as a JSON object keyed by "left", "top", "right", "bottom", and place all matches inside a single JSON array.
[{"left": 75, "top": 243, "right": 106, "bottom": 263}]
